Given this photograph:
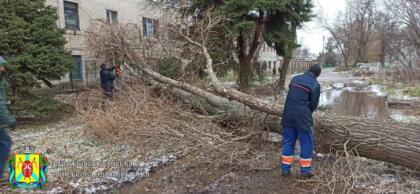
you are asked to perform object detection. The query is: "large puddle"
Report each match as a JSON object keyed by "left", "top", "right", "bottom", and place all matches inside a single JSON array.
[{"left": 319, "top": 82, "right": 418, "bottom": 122}]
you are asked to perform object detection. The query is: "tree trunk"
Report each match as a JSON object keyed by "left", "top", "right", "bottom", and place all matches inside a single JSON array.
[
  {"left": 277, "top": 56, "right": 291, "bottom": 93},
  {"left": 239, "top": 60, "right": 252, "bottom": 91},
  {"left": 343, "top": 55, "right": 349, "bottom": 70},
  {"left": 276, "top": 23, "right": 296, "bottom": 93},
  {"left": 40, "top": 78, "right": 54, "bottom": 88},
  {"left": 237, "top": 17, "right": 264, "bottom": 91},
  {"left": 380, "top": 37, "right": 386, "bottom": 68}
]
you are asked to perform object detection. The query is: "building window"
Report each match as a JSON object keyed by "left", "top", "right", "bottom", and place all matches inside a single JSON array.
[
  {"left": 70, "top": 55, "right": 83, "bottom": 80},
  {"left": 143, "top": 17, "right": 159, "bottom": 38},
  {"left": 64, "top": 1, "right": 80, "bottom": 30},
  {"left": 106, "top": 9, "right": 118, "bottom": 24}
]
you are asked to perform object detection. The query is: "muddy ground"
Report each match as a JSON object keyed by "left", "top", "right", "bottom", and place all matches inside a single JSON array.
[{"left": 116, "top": 147, "right": 420, "bottom": 194}]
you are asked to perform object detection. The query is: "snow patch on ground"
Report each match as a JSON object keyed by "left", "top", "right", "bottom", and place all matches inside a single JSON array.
[{"left": 4, "top": 121, "right": 178, "bottom": 193}]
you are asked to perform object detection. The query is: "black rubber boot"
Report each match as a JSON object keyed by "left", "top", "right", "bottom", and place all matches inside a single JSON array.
[
  {"left": 300, "top": 172, "right": 314, "bottom": 179},
  {"left": 282, "top": 171, "right": 291, "bottom": 177}
]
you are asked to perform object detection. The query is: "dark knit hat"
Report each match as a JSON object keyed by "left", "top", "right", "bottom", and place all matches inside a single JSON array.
[{"left": 308, "top": 64, "right": 321, "bottom": 77}]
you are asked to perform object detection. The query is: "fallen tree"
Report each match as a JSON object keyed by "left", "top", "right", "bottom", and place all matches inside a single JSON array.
[
  {"left": 138, "top": 66, "right": 420, "bottom": 171},
  {"left": 122, "top": 53, "right": 420, "bottom": 171},
  {"left": 86, "top": 8, "right": 420, "bottom": 171},
  {"left": 126, "top": 35, "right": 420, "bottom": 172}
]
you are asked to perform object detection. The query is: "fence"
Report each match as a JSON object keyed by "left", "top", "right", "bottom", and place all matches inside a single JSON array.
[
  {"left": 272, "top": 59, "right": 315, "bottom": 75},
  {"left": 84, "top": 60, "right": 101, "bottom": 87}
]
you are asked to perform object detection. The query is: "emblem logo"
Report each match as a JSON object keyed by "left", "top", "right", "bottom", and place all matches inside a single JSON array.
[{"left": 7, "top": 146, "right": 48, "bottom": 189}]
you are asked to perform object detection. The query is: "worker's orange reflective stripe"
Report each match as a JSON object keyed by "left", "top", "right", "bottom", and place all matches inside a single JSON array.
[
  {"left": 282, "top": 156, "right": 294, "bottom": 165},
  {"left": 299, "top": 158, "right": 312, "bottom": 167}
]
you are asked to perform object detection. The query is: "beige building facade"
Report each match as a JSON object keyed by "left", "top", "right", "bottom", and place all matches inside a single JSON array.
[
  {"left": 257, "top": 42, "right": 282, "bottom": 74},
  {"left": 45, "top": 0, "right": 162, "bottom": 84}
]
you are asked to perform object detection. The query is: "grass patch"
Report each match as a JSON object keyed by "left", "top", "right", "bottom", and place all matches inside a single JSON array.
[
  {"left": 383, "top": 85, "right": 398, "bottom": 96},
  {"left": 403, "top": 86, "right": 420, "bottom": 97},
  {"left": 10, "top": 94, "right": 74, "bottom": 127},
  {"left": 220, "top": 70, "right": 237, "bottom": 82},
  {"left": 252, "top": 76, "right": 272, "bottom": 86},
  {"left": 366, "top": 77, "right": 376, "bottom": 85},
  {"left": 333, "top": 66, "right": 351, "bottom": 72}
]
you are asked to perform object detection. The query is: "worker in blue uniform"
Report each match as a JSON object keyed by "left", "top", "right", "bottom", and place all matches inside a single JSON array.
[{"left": 281, "top": 64, "right": 321, "bottom": 178}]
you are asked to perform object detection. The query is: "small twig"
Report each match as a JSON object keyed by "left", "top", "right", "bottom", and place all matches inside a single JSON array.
[{"left": 231, "top": 132, "right": 262, "bottom": 142}]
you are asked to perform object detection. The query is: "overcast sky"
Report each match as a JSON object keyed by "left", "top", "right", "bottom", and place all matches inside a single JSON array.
[{"left": 296, "top": 0, "right": 347, "bottom": 55}]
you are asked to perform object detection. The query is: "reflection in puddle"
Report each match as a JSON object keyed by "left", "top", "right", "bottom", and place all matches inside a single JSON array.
[
  {"left": 388, "top": 108, "right": 419, "bottom": 123},
  {"left": 320, "top": 84, "right": 418, "bottom": 122},
  {"left": 332, "top": 90, "right": 388, "bottom": 120},
  {"left": 319, "top": 89, "right": 343, "bottom": 107}
]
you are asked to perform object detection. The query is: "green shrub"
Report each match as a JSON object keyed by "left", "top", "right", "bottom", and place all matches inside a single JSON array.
[
  {"left": 158, "top": 57, "right": 183, "bottom": 79},
  {"left": 383, "top": 85, "right": 398, "bottom": 96},
  {"left": 220, "top": 70, "right": 237, "bottom": 82},
  {"left": 403, "top": 86, "right": 420, "bottom": 97},
  {"left": 10, "top": 96, "right": 65, "bottom": 118},
  {"left": 334, "top": 66, "right": 350, "bottom": 72}
]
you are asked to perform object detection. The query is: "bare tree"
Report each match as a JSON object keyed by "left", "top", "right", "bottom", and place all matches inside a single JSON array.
[
  {"left": 320, "top": 11, "right": 355, "bottom": 69},
  {"left": 385, "top": 0, "right": 420, "bottom": 69},
  {"left": 348, "top": 0, "right": 376, "bottom": 64},
  {"left": 387, "top": 0, "right": 420, "bottom": 50},
  {"left": 372, "top": 10, "right": 398, "bottom": 67}
]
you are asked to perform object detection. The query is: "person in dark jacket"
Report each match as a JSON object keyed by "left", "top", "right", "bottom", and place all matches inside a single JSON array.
[
  {"left": 100, "top": 63, "right": 116, "bottom": 100},
  {"left": 0, "top": 55, "right": 15, "bottom": 183},
  {"left": 281, "top": 64, "right": 321, "bottom": 178}
]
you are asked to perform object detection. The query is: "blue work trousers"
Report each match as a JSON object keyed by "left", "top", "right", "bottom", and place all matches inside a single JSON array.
[{"left": 281, "top": 127, "right": 313, "bottom": 173}]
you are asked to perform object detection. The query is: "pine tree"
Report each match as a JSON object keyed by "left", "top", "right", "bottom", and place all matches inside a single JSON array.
[
  {"left": 264, "top": 0, "right": 314, "bottom": 92},
  {"left": 220, "top": 0, "right": 292, "bottom": 90},
  {"left": 189, "top": 0, "right": 313, "bottom": 91},
  {"left": 0, "top": 0, "right": 73, "bottom": 93}
]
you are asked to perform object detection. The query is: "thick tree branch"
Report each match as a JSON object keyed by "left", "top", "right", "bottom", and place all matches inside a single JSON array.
[{"left": 180, "top": 32, "right": 282, "bottom": 116}]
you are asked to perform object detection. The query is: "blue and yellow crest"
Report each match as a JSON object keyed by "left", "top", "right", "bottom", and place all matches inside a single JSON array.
[{"left": 7, "top": 146, "right": 48, "bottom": 189}]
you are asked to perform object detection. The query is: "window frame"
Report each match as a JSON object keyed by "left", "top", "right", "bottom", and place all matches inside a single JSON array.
[
  {"left": 142, "top": 17, "right": 159, "bottom": 38},
  {"left": 106, "top": 9, "right": 118, "bottom": 24},
  {"left": 64, "top": 1, "right": 80, "bottom": 30},
  {"left": 70, "top": 55, "right": 83, "bottom": 80}
]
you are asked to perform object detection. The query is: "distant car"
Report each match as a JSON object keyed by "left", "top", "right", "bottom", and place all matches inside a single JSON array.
[
  {"left": 357, "top": 63, "right": 380, "bottom": 72},
  {"left": 357, "top": 63, "right": 370, "bottom": 70}
]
